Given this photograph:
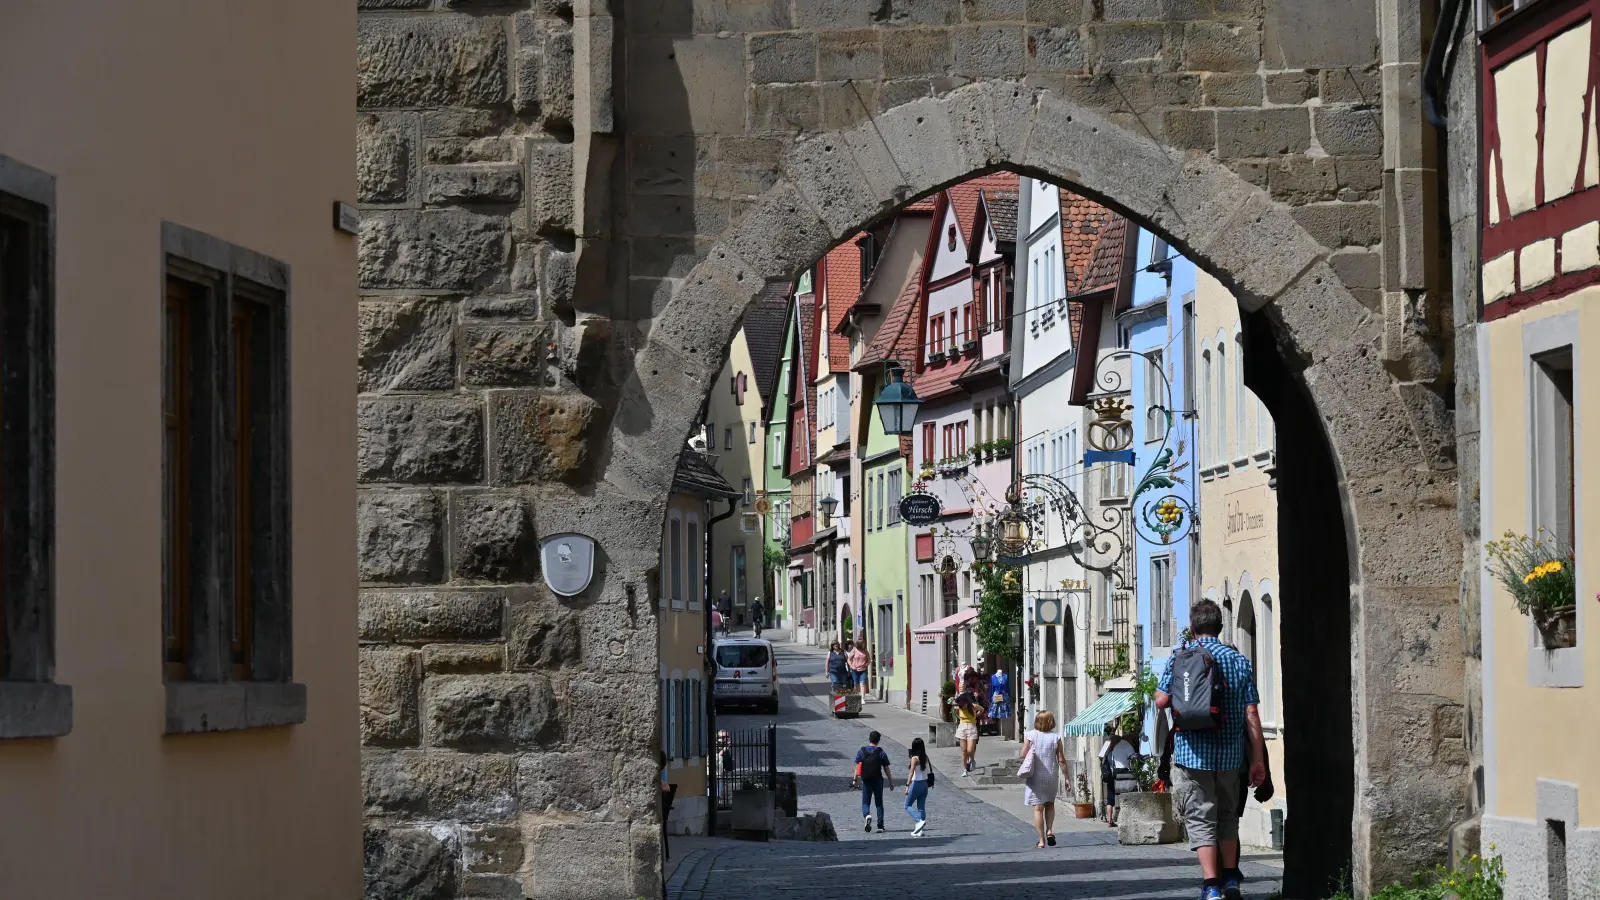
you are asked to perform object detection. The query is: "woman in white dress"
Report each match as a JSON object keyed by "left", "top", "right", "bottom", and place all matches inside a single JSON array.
[{"left": 1020, "top": 709, "right": 1070, "bottom": 848}]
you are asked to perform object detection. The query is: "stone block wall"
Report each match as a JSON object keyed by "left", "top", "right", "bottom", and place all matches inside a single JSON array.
[{"left": 355, "top": 0, "right": 1467, "bottom": 896}]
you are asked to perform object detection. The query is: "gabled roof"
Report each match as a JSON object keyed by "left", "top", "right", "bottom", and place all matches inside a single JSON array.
[
  {"left": 946, "top": 172, "right": 1018, "bottom": 247},
  {"left": 821, "top": 239, "right": 862, "bottom": 370},
  {"left": 674, "top": 449, "right": 739, "bottom": 498},
  {"left": 905, "top": 196, "right": 939, "bottom": 213},
  {"left": 1060, "top": 191, "right": 1118, "bottom": 292},
  {"left": 984, "top": 190, "right": 1018, "bottom": 244},
  {"left": 855, "top": 264, "right": 923, "bottom": 372},
  {"left": 743, "top": 289, "right": 790, "bottom": 405},
  {"left": 1080, "top": 217, "right": 1131, "bottom": 296}
]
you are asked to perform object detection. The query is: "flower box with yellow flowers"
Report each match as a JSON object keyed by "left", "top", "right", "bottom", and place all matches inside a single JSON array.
[{"left": 1485, "top": 529, "right": 1578, "bottom": 650}]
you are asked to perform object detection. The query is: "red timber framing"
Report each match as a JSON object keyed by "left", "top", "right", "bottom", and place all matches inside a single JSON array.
[{"left": 1480, "top": 0, "right": 1600, "bottom": 320}]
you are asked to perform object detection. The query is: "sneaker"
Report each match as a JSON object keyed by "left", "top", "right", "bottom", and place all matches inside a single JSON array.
[
  {"left": 912, "top": 820, "right": 926, "bottom": 836},
  {"left": 877, "top": 822, "right": 886, "bottom": 832},
  {"left": 1222, "top": 874, "right": 1243, "bottom": 899},
  {"left": 1200, "top": 886, "right": 1225, "bottom": 900},
  {"left": 863, "top": 816, "right": 872, "bottom": 833}
]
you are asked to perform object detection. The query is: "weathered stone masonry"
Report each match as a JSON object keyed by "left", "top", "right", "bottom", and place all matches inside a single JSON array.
[{"left": 356, "top": 1, "right": 1469, "bottom": 897}]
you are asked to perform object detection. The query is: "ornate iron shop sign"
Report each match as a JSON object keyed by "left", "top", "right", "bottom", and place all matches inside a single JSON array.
[
  {"left": 898, "top": 491, "right": 942, "bottom": 526},
  {"left": 1087, "top": 348, "right": 1197, "bottom": 546}
]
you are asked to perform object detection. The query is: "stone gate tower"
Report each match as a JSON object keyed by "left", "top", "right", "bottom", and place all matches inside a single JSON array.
[{"left": 356, "top": 2, "right": 1475, "bottom": 898}]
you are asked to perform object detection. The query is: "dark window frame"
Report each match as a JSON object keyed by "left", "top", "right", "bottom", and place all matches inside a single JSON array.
[
  {"left": 0, "top": 156, "right": 70, "bottom": 740},
  {"left": 160, "top": 222, "right": 304, "bottom": 734}
]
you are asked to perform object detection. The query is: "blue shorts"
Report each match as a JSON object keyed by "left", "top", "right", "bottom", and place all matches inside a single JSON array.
[{"left": 851, "top": 670, "right": 868, "bottom": 687}]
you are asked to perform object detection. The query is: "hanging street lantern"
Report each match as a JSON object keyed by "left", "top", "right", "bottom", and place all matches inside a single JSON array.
[
  {"left": 873, "top": 364, "right": 922, "bottom": 436},
  {"left": 970, "top": 522, "right": 994, "bottom": 561},
  {"left": 818, "top": 495, "right": 839, "bottom": 519}
]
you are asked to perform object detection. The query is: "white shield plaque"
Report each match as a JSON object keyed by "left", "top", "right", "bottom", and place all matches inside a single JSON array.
[{"left": 540, "top": 533, "right": 596, "bottom": 597}]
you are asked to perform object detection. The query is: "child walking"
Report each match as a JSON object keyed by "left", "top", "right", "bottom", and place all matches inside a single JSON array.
[{"left": 903, "top": 738, "right": 934, "bottom": 836}]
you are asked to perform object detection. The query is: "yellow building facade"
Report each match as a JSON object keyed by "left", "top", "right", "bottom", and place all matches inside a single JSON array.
[
  {"left": 1471, "top": 6, "right": 1600, "bottom": 891},
  {"left": 1477, "top": 287, "right": 1600, "bottom": 886},
  {"left": 706, "top": 327, "right": 766, "bottom": 625},
  {"left": 659, "top": 449, "right": 738, "bottom": 835},
  {"left": 1193, "top": 270, "right": 1285, "bottom": 851}
]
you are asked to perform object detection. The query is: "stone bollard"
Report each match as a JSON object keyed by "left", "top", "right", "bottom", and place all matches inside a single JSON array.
[
  {"left": 775, "top": 771, "right": 798, "bottom": 819},
  {"left": 933, "top": 720, "right": 958, "bottom": 748},
  {"left": 772, "top": 812, "right": 838, "bottom": 841},
  {"left": 732, "top": 789, "right": 775, "bottom": 842},
  {"left": 1116, "top": 792, "right": 1185, "bottom": 845}
]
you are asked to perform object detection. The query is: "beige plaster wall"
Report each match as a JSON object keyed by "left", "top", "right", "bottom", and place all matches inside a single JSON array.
[
  {"left": 707, "top": 329, "right": 764, "bottom": 613},
  {"left": 1194, "top": 270, "right": 1286, "bottom": 840},
  {"left": 0, "top": 1, "right": 358, "bottom": 897},
  {"left": 1481, "top": 288, "right": 1600, "bottom": 825}
]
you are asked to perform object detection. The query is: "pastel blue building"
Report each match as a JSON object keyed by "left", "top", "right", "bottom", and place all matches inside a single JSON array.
[{"left": 1120, "top": 226, "right": 1198, "bottom": 750}]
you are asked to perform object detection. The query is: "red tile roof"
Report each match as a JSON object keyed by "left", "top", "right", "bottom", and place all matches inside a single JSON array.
[
  {"left": 947, "top": 172, "right": 1018, "bottom": 247},
  {"left": 1081, "top": 217, "right": 1130, "bottom": 296},
  {"left": 1055, "top": 188, "right": 1128, "bottom": 346},
  {"left": 984, "top": 190, "right": 1018, "bottom": 243},
  {"left": 822, "top": 239, "right": 862, "bottom": 370},
  {"left": 905, "top": 195, "right": 939, "bottom": 213},
  {"left": 855, "top": 264, "right": 923, "bottom": 372},
  {"left": 909, "top": 356, "right": 974, "bottom": 404}
]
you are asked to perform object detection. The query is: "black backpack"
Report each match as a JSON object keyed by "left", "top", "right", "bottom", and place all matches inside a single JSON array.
[{"left": 1167, "top": 641, "right": 1227, "bottom": 731}]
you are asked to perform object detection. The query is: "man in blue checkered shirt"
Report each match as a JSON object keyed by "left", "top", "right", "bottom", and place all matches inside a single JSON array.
[{"left": 1156, "top": 599, "right": 1267, "bottom": 900}]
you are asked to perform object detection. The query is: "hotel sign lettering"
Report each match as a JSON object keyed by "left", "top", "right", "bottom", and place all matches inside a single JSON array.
[{"left": 1223, "top": 484, "right": 1272, "bottom": 546}]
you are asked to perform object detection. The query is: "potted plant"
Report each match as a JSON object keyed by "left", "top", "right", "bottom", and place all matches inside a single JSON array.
[
  {"left": 1072, "top": 773, "right": 1095, "bottom": 818},
  {"left": 992, "top": 438, "right": 1014, "bottom": 459},
  {"left": 939, "top": 679, "right": 956, "bottom": 722},
  {"left": 1486, "top": 529, "right": 1578, "bottom": 649},
  {"left": 971, "top": 440, "right": 992, "bottom": 462}
]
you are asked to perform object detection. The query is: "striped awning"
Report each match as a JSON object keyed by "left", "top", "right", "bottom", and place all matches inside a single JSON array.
[{"left": 1062, "top": 690, "right": 1135, "bottom": 736}]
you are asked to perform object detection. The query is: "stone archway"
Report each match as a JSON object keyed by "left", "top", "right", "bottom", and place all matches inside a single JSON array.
[{"left": 624, "top": 83, "right": 1466, "bottom": 893}]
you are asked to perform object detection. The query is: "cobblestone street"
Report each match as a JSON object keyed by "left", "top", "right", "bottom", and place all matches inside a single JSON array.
[{"left": 669, "top": 638, "right": 1283, "bottom": 900}]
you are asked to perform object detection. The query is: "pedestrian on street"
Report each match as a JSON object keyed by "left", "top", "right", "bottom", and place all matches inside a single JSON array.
[
  {"left": 1099, "top": 723, "right": 1138, "bottom": 827},
  {"left": 850, "top": 730, "right": 894, "bottom": 833},
  {"left": 847, "top": 640, "right": 870, "bottom": 697},
  {"left": 953, "top": 682, "right": 984, "bottom": 776},
  {"left": 1155, "top": 599, "right": 1266, "bottom": 900},
  {"left": 903, "top": 737, "right": 933, "bottom": 835},
  {"left": 826, "top": 641, "right": 848, "bottom": 692},
  {"left": 712, "top": 607, "right": 725, "bottom": 637},
  {"left": 1020, "top": 710, "right": 1068, "bottom": 849},
  {"left": 750, "top": 597, "right": 764, "bottom": 638}
]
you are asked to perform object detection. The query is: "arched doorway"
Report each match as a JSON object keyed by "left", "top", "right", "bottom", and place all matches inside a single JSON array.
[
  {"left": 632, "top": 83, "right": 1451, "bottom": 889},
  {"left": 1237, "top": 591, "right": 1258, "bottom": 667}
]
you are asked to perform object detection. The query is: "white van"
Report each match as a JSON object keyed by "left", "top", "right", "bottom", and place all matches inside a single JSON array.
[{"left": 711, "top": 638, "right": 778, "bottom": 714}]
